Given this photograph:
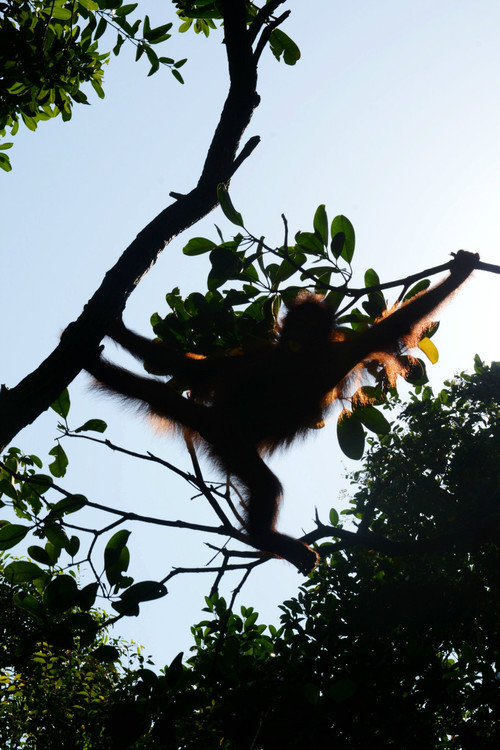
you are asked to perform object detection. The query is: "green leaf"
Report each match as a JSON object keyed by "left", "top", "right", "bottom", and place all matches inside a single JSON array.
[
  {"left": 121, "top": 580, "right": 167, "bottom": 603},
  {"left": 181, "top": 7, "right": 220, "bottom": 20},
  {"left": 105, "top": 530, "right": 131, "bottom": 586},
  {"left": 95, "top": 15, "right": 108, "bottom": 39},
  {"left": 313, "top": 204, "right": 328, "bottom": 246},
  {"left": 28, "top": 545, "right": 52, "bottom": 566},
  {"left": 48, "top": 495, "right": 87, "bottom": 519},
  {"left": 460, "top": 641, "right": 477, "bottom": 666},
  {"left": 0, "top": 524, "right": 29, "bottom": 550},
  {"left": 92, "top": 645, "right": 120, "bottom": 662},
  {"left": 217, "top": 184, "right": 244, "bottom": 227},
  {"left": 64, "top": 611, "right": 99, "bottom": 635},
  {"left": 15, "top": 592, "right": 43, "bottom": 618},
  {"left": 91, "top": 79, "right": 105, "bottom": 99},
  {"left": 115, "top": 3, "right": 139, "bottom": 15},
  {"left": 4, "top": 560, "right": 44, "bottom": 583},
  {"left": 269, "top": 28, "right": 301, "bottom": 65},
  {"left": 362, "top": 290, "right": 386, "bottom": 320},
  {"left": 29, "top": 474, "right": 52, "bottom": 491},
  {"left": 145, "top": 46, "right": 160, "bottom": 76},
  {"left": 65, "top": 535, "right": 80, "bottom": 557},
  {"left": 355, "top": 385, "right": 385, "bottom": 405},
  {"left": 295, "top": 232, "right": 324, "bottom": 255},
  {"left": 356, "top": 405, "right": 391, "bottom": 435},
  {"left": 51, "top": 388, "right": 70, "bottom": 418},
  {"left": 29, "top": 454, "right": 43, "bottom": 469},
  {"left": 303, "top": 682, "right": 321, "bottom": 705},
  {"left": 329, "top": 508, "right": 339, "bottom": 526},
  {"left": 78, "top": 582, "right": 99, "bottom": 610},
  {"left": 208, "top": 246, "right": 243, "bottom": 290},
  {"left": 45, "top": 541, "right": 61, "bottom": 566},
  {"left": 112, "top": 598, "right": 140, "bottom": 616},
  {"left": 43, "top": 574, "right": 79, "bottom": 614},
  {"left": 147, "top": 22, "right": 173, "bottom": 42},
  {"left": 50, "top": 6, "right": 73, "bottom": 20},
  {"left": 0, "top": 154, "right": 12, "bottom": 172},
  {"left": 183, "top": 237, "right": 217, "bottom": 256},
  {"left": 75, "top": 419, "right": 107, "bottom": 433},
  {"left": 271, "top": 257, "right": 300, "bottom": 284},
  {"left": 330, "top": 215, "right": 355, "bottom": 263},
  {"left": 404, "top": 357, "right": 428, "bottom": 385},
  {"left": 112, "top": 580, "right": 167, "bottom": 616},
  {"left": 78, "top": 0, "right": 99, "bottom": 9},
  {"left": 44, "top": 523, "right": 68, "bottom": 549},
  {"left": 0, "top": 477, "right": 18, "bottom": 500},
  {"left": 403, "top": 279, "right": 431, "bottom": 301},
  {"left": 113, "top": 34, "right": 125, "bottom": 55},
  {"left": 364, "top": 268, "right": 380, "bottom": 288},
  {"left": 425, "top": 321, "right": 439, "bottom": 339},
  {"left": 48, "top": 444, "right": 68, "bottom": 478},
  {"left": 337, "top": 411, "right": 365, "bottom": 460}
]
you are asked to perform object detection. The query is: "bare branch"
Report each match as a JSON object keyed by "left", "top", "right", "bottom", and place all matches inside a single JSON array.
[
  {"left": 185, "top": 436, "right": 233, "bottom": 527},
  {"left": 65, "top": 430, "right": 194, "bottom": 483}
]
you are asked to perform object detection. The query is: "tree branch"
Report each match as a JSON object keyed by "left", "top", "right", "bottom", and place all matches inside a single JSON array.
[{"left": 0, "top": 0, "right": 277, "bottom": 450}]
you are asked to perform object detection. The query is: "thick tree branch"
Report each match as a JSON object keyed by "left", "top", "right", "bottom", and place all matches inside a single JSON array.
[
  {"left": 342, "top": 257, "right": 496, "bottom": 299},
  {"left": 303, "top": 495, "right": 500, "bottom": 557},
  {"left": 0, "top": 0, "right": 288, "bottom": 451}
]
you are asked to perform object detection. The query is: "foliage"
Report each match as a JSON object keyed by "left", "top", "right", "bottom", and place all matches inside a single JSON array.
[
  {"left": 347, "top": 355, "right": 500, "bottom": 538},
  {"left": 0, "top": 0, "right": 300, "bottom": 171},
  {"left": 16, "top": 361, "right": 493, "bottom": 749},
  {"left": 125, "top": 361, "right": 500, "bottom": 748},
  {"left": 0, "top": 560, "right": 150, "bottom": 749},
  {"left": 0, "top": 197, "right": 457, "bottom": 630},
  {"left": 0, "top": 0, "right": 187, "bottom": 170},
  {"left": 3, "top": 13, "right": 497, "bottom": 743},
  {"left": 175, "top": 0, "right": 301, "bottom": 67},
  {"left": 2, "top": 356, "right": 499, "bottom": 746},
  {"left": 0, "top": 407, "right": 167, "bottom": 644},
  {"left": 155, "top": 199, "right": 436, "bottom": 458}
]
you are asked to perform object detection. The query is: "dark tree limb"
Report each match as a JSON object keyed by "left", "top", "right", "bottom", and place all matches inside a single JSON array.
[
  {"left": 303, "top": 493, "right": 500, "bottom": 558},
  {"left": 0, "top": 0, "right": 283, "bottom": 450}
]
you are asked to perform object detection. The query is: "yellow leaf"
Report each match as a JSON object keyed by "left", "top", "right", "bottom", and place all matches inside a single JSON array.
[{"left": 418, "top": 336, "right": 439, "bottom": 364}]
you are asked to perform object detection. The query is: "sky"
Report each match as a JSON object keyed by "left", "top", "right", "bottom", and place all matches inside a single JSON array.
[{"left": 1, "top": 0, "right": 500, "bottom": 667}]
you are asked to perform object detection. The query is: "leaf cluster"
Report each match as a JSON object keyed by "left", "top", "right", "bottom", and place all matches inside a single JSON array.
[
  {"left": 0, "top": 392, "right": 167, "bottom": 647},
  {"left": 115, "top": 363, "right": 500, "bottom": 748},
  {"left": 0, "top": 563, "right": 151, "bottom": 749},
  {"left": 2, "top": 364, "right": 500, "bottom": 747},
  {"left": 347, "top": 356, "right": 500, "bottom": 540},
  {"left": 175, "top": 0, "right": 301, "bottom": 66},
  {"left": 0, "top": 0, "right": 186, "bottom": 170},
  {"left": 156, "top": 199, "right": 436, "bottom": 458},
  {"left": 163, "top": 201, "right": 358, "bottom": 355}
]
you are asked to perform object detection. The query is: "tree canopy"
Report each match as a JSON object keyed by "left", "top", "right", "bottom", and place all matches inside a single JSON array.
[
  {"left": 140, "top": 362, "right": 500, "bottom": 748},
  {"left": 0, "top": 0, "right": 498, "bottom": 638},
  {"left": 4, "top": 362, "right": 497, "bottom": 748},
  {"left": 1, "top": 2, "right": 500, "bottom": 743},
  {"left": 0, "top": 0, "right": 191, "bottom": 171}
]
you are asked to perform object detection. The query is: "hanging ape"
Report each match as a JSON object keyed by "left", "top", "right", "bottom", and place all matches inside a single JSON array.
[{"left": 85, "top": 250, "right": 478, "bottom": 574}]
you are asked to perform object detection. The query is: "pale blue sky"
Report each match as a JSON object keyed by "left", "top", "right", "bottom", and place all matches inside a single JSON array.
[{"left": 1, "top": 0, "right": 500, "bottom": 666}]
